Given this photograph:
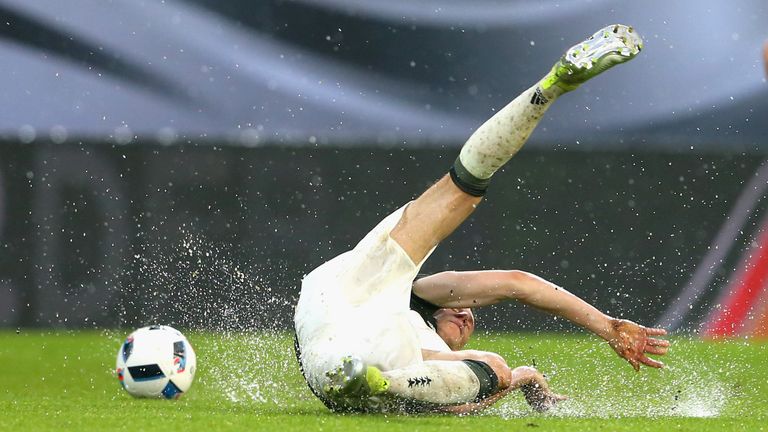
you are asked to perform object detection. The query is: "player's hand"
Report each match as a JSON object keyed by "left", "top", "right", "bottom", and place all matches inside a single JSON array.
[
  {"left": 510, "top": 366, "right": 567, "bottom": 412},
  {"left": 607, "top": 318, "right": 670, "bottom": 371},
  {"left": 521, "top": 382, "right": 568, "bottom": 413}
]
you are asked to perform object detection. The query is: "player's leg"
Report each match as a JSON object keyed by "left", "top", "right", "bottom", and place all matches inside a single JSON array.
[
  {"left": 391, "top": 175, "right": 482, "bottom": 265},
  {"left": 392, "top": 24, "right": 643, "bottom": 264},
  {"left": 324, "top": 356, "right": 498, "bottom": 408},
  {"left": 324, "top": 358, "right": 569, "bottom": 413}
]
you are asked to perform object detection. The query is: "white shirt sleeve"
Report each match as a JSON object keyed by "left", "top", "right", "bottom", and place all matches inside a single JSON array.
[{"left": 407, "top": 310, "right": 451, "bottom": 352}]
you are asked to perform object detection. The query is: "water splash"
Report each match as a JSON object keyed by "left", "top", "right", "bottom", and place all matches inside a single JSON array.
[
  {"left": 110, "top": 228, "right": 738, "bottom": 415},
  {"left": 115, "top": 228, "right": 302, "bottom": 406},
  {"left": 202, "top": 332, "right": 302, "bottom": 406},
  {"left": 670, "top": 382, "right": 727, "bottom": 418},
  {"left": 490, "top": 352, "right": 730, "bottom": 419},
  {"left": 117, "top": 229, "right": 296, "bottom": 331}
]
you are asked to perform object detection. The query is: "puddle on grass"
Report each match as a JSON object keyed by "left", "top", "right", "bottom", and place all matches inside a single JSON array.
[
  {"left": 201, "top": 331, "right": 309, "bottom": 406},
  {"left": 490, "top": 356, "right": 730, "bottom": 419}
]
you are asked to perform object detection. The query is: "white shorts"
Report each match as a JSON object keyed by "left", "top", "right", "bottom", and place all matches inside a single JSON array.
[{"left": 294, "top": 203, "right": 434, "bottom": 394}]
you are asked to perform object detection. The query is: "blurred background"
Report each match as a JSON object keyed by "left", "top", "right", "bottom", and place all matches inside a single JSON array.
[{"left": 0, "top": 0, "right": 766, "bottom": 337}]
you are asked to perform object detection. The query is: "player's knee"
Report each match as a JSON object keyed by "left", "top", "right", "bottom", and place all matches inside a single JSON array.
[
  {"left": 511, "top": 365, "right": 539, "bottom": 379},
  {"left": 477, "top": 353, "right": 513, "bottom": 390},
  {"left": 509, "top": 365, "right": 545, "bottom": 389}
]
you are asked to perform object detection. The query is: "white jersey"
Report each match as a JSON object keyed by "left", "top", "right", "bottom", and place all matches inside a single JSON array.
[
  {"left": 406, "top": 310, "right": 451, "bottom": 352},
  {"left": 294, "top": 204, "right": 438, "bottom": 395}
]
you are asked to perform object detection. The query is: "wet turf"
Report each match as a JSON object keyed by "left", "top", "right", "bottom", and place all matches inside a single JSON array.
[{"left": 1, "top": 330, "right": 765, "bottom": 431}]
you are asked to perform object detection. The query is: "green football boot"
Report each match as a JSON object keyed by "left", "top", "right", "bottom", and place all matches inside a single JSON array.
[
  {"left": 542, "top": 24, "right": 643, "bottom": 93},
  {"left": 323, "top": 356, "right": 390, "bottom": 405}
]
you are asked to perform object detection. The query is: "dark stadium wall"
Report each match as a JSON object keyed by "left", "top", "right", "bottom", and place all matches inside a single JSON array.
[{"left": 1, "top": 141, "right": 765, "bottom": 332}]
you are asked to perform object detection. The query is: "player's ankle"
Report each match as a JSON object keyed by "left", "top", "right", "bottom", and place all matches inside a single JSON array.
[{"left": 540, "top": 66, "right": 579, "bottom": 94}]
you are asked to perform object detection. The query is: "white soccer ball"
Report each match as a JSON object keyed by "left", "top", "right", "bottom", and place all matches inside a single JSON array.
[{"left": 115, "top": 325, "right": 197, "bottom": 399}]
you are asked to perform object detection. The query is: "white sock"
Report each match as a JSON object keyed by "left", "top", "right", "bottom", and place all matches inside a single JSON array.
[
  {"left": 458, "top": 79, "right": 565, "bottom": 179},
  {"left": 382, "top": 360, "right": 480, "bottom": 405}
]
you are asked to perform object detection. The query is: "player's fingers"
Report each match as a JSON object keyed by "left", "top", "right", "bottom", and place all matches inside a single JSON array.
[
  {"left": 646, "top": 337, "right": 670, "bottom": 347},
  {"left": 546, "top": 392, "right": 568, "bottom": 403},
  {"left": 627, "top": 357, "right": 640, "bottom": 372},
  {"left": 645, "top": 327, "right": 667, "bottom": 336},
  {"left": 644, "top": 345, "right": 668, "bottom": 355},
  {"left": 639, "top": 354, "right": 664, "bottom": 369}
]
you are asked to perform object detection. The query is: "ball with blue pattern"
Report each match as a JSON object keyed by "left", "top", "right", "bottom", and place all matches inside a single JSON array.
[{"left": 115, "top": 325, "right": 197, "bottom": 399}]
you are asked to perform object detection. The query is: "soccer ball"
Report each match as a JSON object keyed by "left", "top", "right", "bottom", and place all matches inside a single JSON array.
[{"left": 115, "top": 325, "right": 197, "bottom": 399}]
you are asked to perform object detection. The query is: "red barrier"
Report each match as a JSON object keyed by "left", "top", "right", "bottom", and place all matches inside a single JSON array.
[{"left": 703, "top": 223, "right": 768, "bottom": 339}]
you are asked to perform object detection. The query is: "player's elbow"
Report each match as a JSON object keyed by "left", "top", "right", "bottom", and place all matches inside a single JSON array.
[{"left": 501, "top": 270, "right": 538, "bottom": 302}]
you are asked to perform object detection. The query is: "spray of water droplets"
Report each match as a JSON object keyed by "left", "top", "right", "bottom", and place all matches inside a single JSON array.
[
  {"left": 114, "top": 228, "right": 306, "bottom": 407},
  {"left": 200, "top": 332, "right": 309, "bottom": 406},
  {"left": 108, "top": 228, "right": 743, "bottom": 416},
  {"left": 487, "top": 341, "right": 731, "bottom": 419}
]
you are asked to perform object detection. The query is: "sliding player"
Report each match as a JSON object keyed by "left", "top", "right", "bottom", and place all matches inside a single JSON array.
[{"left": 294, "top": 24, "right": 669, "bottom": 414}]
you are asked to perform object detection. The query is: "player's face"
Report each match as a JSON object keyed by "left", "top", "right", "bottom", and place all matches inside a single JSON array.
[{"left": 433, "top": 308, "right": 475, "bottom": 351}]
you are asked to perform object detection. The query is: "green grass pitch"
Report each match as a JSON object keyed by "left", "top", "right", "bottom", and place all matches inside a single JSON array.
[{"left": 0, "top": 330, "right": 765, "bottom": 431}]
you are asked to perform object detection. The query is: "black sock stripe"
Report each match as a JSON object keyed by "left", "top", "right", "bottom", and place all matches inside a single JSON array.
[
  {"left": 462, "top": 359, "right": 500, "bottom": 401},
  {"left": 449, "top": 157, "right": 489, "bottom": 197}
]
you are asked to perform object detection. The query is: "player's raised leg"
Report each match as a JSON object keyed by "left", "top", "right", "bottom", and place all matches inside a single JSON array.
[{"left": 391, "top": 24, "right": 642, "bottom": 264}]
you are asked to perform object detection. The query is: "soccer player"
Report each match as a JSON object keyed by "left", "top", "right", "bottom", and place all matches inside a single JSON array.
[{"left": 294, "top": 24, "right": 669, "bottom": 414}]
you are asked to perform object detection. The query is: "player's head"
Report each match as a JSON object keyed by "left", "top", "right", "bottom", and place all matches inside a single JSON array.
[{"left": 433, "top": 307, "right": 475, "bottom": 351}]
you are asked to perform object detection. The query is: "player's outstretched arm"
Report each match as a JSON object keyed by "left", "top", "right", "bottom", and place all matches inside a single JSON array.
[
  {"left": 413, "top": 270, "right": 670, "bottom": 370},
  {"left": 414, "top": 270, "right": 615, "bottom": 337}
]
